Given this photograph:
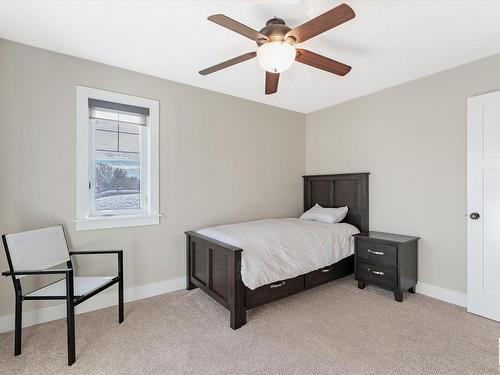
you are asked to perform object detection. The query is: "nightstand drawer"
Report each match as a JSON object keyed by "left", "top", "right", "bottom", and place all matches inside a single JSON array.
[
  {"left": 357, "top": 240, "right": 397, "bottom": 266},
  {"left": 357, "top": 262, "right": 397, "bottom": 289}
]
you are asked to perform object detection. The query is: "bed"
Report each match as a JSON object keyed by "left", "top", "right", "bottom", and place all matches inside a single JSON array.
[{"left": 185, "top": 173, "right": 369, "bottom": 329}]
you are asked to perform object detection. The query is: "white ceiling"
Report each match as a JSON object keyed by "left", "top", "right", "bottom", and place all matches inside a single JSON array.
[{"left": 1, "top": 0, "right": 500, "bottom": 113}]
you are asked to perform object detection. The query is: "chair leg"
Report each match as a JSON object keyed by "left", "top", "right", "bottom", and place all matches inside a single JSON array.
[
  {"left": 66, "top": 271, "right": 76, "bottom": 366},
  {"left": 66, "top": 300, "right": 75, "bottom": 366},
  {"left": 118, "top": 276, "right": 124, "bottom": 324},
  {"left": 118, "top": 252, "right": 124, "bottom": 323},
  {"left": 14, "top": 296, "right": 22, "bottom": 356}
]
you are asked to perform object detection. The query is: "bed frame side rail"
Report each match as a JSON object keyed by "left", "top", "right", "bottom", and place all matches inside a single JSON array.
[{"left": 185, "top": 231, "right": 246, "bottom": 329}]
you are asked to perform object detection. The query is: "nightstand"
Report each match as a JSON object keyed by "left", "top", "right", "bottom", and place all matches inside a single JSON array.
[{"left": 353, "top": 231, "right": 419, "bottom": 302}]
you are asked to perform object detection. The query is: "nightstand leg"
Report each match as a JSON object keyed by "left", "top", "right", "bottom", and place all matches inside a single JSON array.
[
  {"left": 394, "top": 290, "right": 403, "bottom": 302},
  {"left": 358, "top": 280, "right": 365, "bottom": 289},
  {"left": 408, "top": 286, "right": 415, "bottom": 294}
]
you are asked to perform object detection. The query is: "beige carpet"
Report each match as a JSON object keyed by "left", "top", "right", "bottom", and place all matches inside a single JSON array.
[{"left": 1, "top": 276, "right": 499, "bottom": 375}]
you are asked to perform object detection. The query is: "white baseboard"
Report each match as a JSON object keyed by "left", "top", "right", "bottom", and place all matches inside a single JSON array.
[
  {"left": 416, "top": 282, "right": 467, "bottom": 307},
  {"left": 0, "top": 278, "right": 467, "bottom": 333},
  {"left": 0, "top": 277, "right": 185, "bottom": 334}
]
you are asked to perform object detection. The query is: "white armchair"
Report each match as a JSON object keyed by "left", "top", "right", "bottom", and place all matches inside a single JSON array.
[{"left": 1, "top": 225, "right": 124, "bottom": 366}]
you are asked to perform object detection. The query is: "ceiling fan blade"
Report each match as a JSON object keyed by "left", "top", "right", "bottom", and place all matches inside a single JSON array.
[
  {"left": 199, "top": 52, "right": 257, "bottom": 75},
  {"left": 295, "top": 49, "right": 351, "bottom": 76},
  {"left": 265, "top": 72, "right": 279, "bottom": 95},
  {"left": 208, "top": 14, "right": 269, "bottom": 42},
  {"left": 285, "top": 3, "right": 355, "bottom": 44}
]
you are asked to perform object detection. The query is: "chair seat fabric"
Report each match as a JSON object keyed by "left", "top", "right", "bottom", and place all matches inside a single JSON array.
[{"left": 25, "top": 276, "right": 114, "bottom": 298}]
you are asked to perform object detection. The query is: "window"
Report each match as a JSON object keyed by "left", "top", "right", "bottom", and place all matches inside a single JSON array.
[{"left": 76, "top": 86, "right": 159, "bottom": 230}]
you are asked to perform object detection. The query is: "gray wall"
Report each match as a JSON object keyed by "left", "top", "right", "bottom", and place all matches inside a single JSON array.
[
  {"left": 2, "top": 36, "right": 498, "bottom": 319},
  {"left": 0, "top": 39, "right": 305, "bottom": 317},
  {"left": 306, "top": 53, "right": 500, "bottom": 294}
]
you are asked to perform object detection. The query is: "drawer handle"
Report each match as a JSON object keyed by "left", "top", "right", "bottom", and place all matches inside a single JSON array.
[
  {"left": 368, "top": 269, "right": 385, "bottom": 276},
  {"left": 270, "top": 281, "right": 286, "bottom": 288},
  {"left": 321, "top": 267, "right": 333, "bottom": 273},
  {"left": 367, "top": 249, "right": 385, "bottom": 256}
]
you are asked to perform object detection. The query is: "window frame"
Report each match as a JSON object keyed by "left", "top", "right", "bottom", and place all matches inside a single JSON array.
[{"left": 76, "top": 86, "right": 160, "bottom": 231}]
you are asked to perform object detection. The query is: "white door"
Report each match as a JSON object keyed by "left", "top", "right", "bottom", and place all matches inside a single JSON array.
[{"left": 468, "top": 91, "right": 500, "bottom": 322}]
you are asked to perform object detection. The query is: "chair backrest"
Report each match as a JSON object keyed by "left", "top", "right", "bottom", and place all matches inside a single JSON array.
[{"left": 3, "top": 225, "right": 70, "bottom": 278}]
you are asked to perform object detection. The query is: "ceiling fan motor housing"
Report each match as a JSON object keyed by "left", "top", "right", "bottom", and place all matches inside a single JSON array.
[{"left": 257, "top": 17, "right": 292, "bottom": 45}]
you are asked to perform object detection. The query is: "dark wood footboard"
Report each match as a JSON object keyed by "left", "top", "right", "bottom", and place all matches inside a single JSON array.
[{"left": 185, "top": 231, "right": 246, "bottom": 329}]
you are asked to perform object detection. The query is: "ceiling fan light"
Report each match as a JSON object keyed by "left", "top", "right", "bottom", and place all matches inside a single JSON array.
[{"left": 257, "top": 42, "right": 296, "bottom": 73}]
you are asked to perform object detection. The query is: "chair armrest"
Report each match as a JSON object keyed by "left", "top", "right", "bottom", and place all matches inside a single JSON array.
[
  {"left": 2, "top": 268, "right": 73, "bottom": 277},
  {"left": 69, "top": 250, "right": 123, "bottom": 255},
  {"left": 69, "top": 250, "right": 123, "bottom": 279}
]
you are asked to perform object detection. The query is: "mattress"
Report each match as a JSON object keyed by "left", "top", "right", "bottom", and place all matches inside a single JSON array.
[{"left": 196, "top": 218, "right": 360, "bottom": 290}]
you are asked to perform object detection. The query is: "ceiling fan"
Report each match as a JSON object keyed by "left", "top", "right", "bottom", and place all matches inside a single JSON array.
[{"left": 199, "top": 3, "right": 355, "bottom": 95}]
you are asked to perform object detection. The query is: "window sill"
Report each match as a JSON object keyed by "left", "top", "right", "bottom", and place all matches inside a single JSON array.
[{"left": 75, "top": 214, "right": 161, "bottom": 231}]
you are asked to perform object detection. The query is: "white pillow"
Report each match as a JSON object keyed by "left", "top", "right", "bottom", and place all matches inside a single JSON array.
[{"left": 299, "top": 204, "right": 348, "bottom": 224}]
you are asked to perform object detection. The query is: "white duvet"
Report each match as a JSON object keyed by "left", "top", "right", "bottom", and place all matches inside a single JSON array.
[{"left": 196, "top": 218, "right": 359, "bottom": 290}]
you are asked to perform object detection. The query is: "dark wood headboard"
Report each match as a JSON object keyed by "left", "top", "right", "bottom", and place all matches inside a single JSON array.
[{"left": 303, "top": 173, "right": 369, "bottom": 233}]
